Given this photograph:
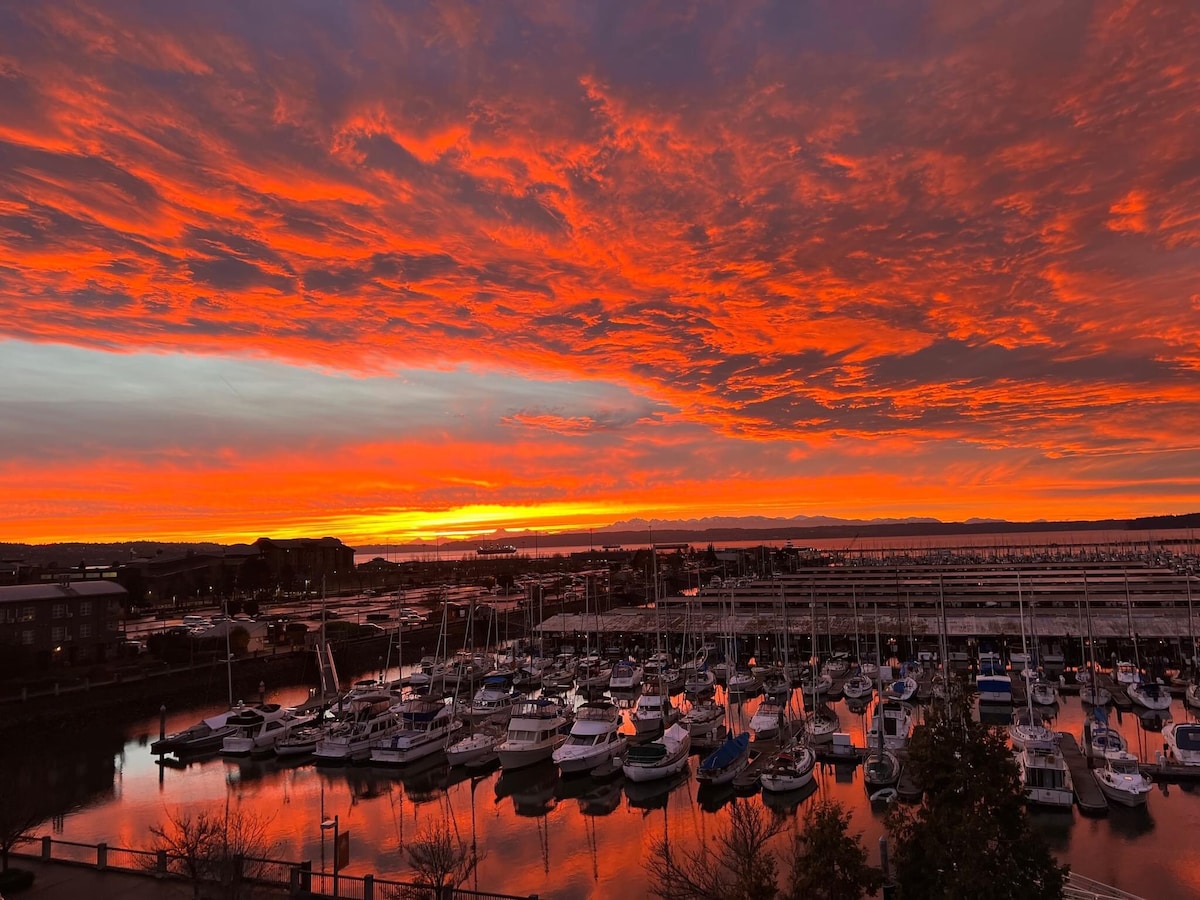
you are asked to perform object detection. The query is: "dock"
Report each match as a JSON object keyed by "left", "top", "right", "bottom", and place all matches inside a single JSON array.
[
  {"left": 1096, "top": 674, "right": 1132, "bottom": 711},
  {"left": 1057, "top": 732, "right": 1108, "bottom": 815}
]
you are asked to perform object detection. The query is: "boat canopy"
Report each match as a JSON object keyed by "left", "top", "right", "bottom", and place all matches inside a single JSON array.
[
  {"left": 1176, "top": 725, "right": 1200, "bottom": 751},
  {"left": 701, "top": 731, "right": 749, "bottom": 771}
]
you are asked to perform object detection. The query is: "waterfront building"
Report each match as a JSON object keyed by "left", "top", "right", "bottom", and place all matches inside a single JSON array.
[{"left": 0, "top": 580, "right": 125, "bottom": 669}]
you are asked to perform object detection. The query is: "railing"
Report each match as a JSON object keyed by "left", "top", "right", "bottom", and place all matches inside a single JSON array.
[{"left": 17, "top": 835, "right": 537, "bottom": 900}]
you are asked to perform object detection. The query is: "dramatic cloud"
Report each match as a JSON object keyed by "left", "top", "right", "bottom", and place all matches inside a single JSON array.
[{"left": 1, "top": 0, "right": 1199, "bottom": 541}]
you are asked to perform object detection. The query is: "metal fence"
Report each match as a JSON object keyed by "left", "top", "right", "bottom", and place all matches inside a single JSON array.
[{"left": 19, "top": 836, "right": 537, "bottom": 900}]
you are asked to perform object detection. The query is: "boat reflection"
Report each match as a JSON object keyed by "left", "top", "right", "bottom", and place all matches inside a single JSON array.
[
  {"left": 624, "top": 769, "right": 689, "bottom": 812},
  {"left": 495, "top": 761, "right": 559, "bottom": 817},
  {"left": 761, "top": 779, "right": 819, "bottom": 816},
  {"left": 577, "top": 779, "right": 624, "bottom": 817}
]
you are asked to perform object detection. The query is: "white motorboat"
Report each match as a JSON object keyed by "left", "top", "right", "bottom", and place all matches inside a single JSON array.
[
  {"left": 976, "top": 661, "right": 1012, "bottom": 704},
  {"left": 497, "top": 699, "right": 570, "bottom": 770},
  {"left": 803, "top": 703, "right": 841, "bottom": 743},
  {"left": 369, "top": 699, "right": 462, "bottom": 765},
  {"left": 1186, "top": 682, "right": 1200, "bottom": 711},
  {"left": 221, "top": 706, "right": 315, "bottom": 757},
  {"left": 576, "top": 656, "right": 613, "bottom": 689},
  {"left": 609, "top": 659, "right": 644, "bottom": 691},
  {"left": 867, "top": 700, "right": 915, "bottom": 751},
  {"left": 760, "top": 743, "right": 816, "bottom": 793},
  {"left": 863, "top": 747, "right": 901, "bottom": 792},
  {"left": 842, "top": 671, "right": 874, "bottom": 701},
  {"left": 1094, "top": 752, "right": 1152, "bottom": 807},
  {"left": 1030, "top": 679, "right": 1059, "bottom": 706},
  {"left": 1115, "top": 660, "right": 1140, "bottom": 685},
  {"left": 1007, "top": 707, "right": 1055, "bottom": 751},
  {"left": 276, "top": 711, "right": 337, "bottom": 758},
  {"left": 749, "top": 699, "right": 788, "bottom": 741},
  {"left": 1017, "top": 740, "right": 1073, "bottom": 808},
  {"left": 1163, "top": 722, "right": 1200, "bottom": 766},
  {"left": 630, "top": 680, "right": 679, "bottom": 735},
  {"left": 697, "top": 731, "right": 750, "bottom": 786},
  {"left": 553, "top": 701, "right": 627, "bottom": 774},
  {"left": 446, "top": 724, "right": 504, "bottom": 767},
  {"left": 1082, "top": 708, "right": 1128, "bottom": 761},
  {"left": 681, "top": 698, "right": 725, "bottom": 737},
  {"left": 463, "top": 673, "right": 524, "bottom": 724},
  {"left": 622, "top": 723, "right": 691, "bottom": 782},
  {"left": 1127, "top": 680, "right": 1172, "bottom": 711},
  {"left": 151, "top": 701, "right": 270, "bottom": 755},
  {"left": 314, "top": 692, "right": 401, "bottom": 764}
]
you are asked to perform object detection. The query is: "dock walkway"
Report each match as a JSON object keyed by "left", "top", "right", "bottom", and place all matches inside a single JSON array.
[{"left": 1057, "top": 732, "right": 1108, "bottom": 815}]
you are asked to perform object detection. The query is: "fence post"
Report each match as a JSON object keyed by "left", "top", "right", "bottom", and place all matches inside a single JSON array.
[
  {"left": 41, "top": 836, "right": 51, "bottom": 861},
  {"left": 97, "top": 842, "right": 107, "bottom": 871},
  {"left": 363, "top": 873, "right": 374, "bottom": 900},
  {"left": 156, "top": 849, "right": 168, "bottom": 878}
]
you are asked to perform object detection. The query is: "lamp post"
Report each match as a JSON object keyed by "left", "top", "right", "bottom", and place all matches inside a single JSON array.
[{"left": 320, "top": 815, "right": 339, "bottom": 897}]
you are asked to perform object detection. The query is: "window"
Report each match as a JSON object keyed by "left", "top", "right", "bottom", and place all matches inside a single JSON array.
[
  {"left": 79, "top": 601, "right": 92, "bottom": 616},
  {"left": 51, "top": 626, "right": 66, "bottom": 642},
  {"left": 107, "top": 619, "right": 119, "bottom": 632},
  {"left": 19, "top": 606, "right": 35, "bottom": 622},
  {"left": 52, "top": 603, "right": 67, "bottom": 619},
  {"left": 0, "top": 608, "right": 13, "bottom": 624},
  {"left": 80, "top": 623, "right": 93, "bottom": 639},
  {"left": 21, "top": 630, "right": 34, "bottom": 645}
]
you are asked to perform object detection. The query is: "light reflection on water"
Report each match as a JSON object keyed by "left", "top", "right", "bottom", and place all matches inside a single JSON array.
[{"left": 34, "top": 681, "right": 1200, "bottom": 899}]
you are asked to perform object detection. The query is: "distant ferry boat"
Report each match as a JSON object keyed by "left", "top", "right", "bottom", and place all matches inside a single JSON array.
[
  {"left": 602, "top": 544, "right": 623, "bottom": 551},
  {"left": 477, "top": 544, "right": 517, "bottom": 555}
]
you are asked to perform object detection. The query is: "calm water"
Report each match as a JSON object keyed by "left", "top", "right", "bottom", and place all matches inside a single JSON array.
[{"left": 25, "top": 671, "right": 1200, "bottom": 899}]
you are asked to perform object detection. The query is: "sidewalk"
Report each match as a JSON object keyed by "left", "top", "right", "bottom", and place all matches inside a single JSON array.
[{"left": 8, "top": 856, "right": 287, "bottom": 898}]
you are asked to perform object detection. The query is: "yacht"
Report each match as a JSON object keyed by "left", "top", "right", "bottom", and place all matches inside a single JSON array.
[
  {"left": 1115, "top": 660, "right": 1140, "bottom": 685},
  {"left": 760, "top": 743, "right": 816, "bottom": 793},
  {"left": 151, "top": 701, "right": 270, "bottom": 755},
  {"left": 221, "top": 706, "right": 315, "bottom": 757},
  {"left": 681, "top": 698, "right": 725, "bottom": 738},
  {"left": 275, "top": 709, "right": 338, "bottom": 758},
  {"left": 313, "top": 692, "right": 401, "bottom": 764},
  {"left": 369, "top": 699, "right": 462, "bottom": 765},
  {"left": 1093, "top": 752, "right": 1152, "bottom": 807},
  {"left": 697, "top": 731, "right": 751, "bottom": 786},
  {"left": 1163, "top": 722, "right": 1200, "bottom": 766},
  {"left": 1128, "top": 680, "right": 1172, "bottom": 711},
  {"left": 1082, "top": 708, "right": 1128, "bottom": 761},
  {"left": 553, "top": 701, "right": 627, "bottom": 774},
  {"left": 867, "top": 700, "right": 915, "bottom": 751},
  {"left": 976, "top": 660, "right": 1012, "bottom": 704},
  {"left": 446, "top": 723, "right": 504, "bottom": 767},
  {"left": 630, "top": 680, "right": 679, "bottom": 735},
  {"left": 1007, "top": 707, "right": 1055, "bottom": 751},
  {"left": 1030, "top": 678, "right": 1059, "bottom": 706},
  {"left": 609, "top": 659, "right": 644, "bottom": 691},
  {"left": 497, "top": 699, "right": 570, "bottom": 770},
  {"left": 622, "top": 722, "right": 691, "bottom": 782},
  {"left": 576, "top": 656, "right": 613, "bottom": 690},
  {"left": 463, "top": 674, "right": 524, "bottom": 725},
  {"left": 1017, "top": 740, "right": 1073, "bottom": 808},
  {"left": 749, "top": 698, "right": 788, "bottom": 741}
]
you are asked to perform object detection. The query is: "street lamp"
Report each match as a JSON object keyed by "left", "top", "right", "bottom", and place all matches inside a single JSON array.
[{"left": 320, "top": 815, "right": 340, "bottom": 897}]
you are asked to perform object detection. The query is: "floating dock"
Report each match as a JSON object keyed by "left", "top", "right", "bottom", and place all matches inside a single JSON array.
[{"left": 1057, "top": 732, "right": 1108, "bottom": 815}]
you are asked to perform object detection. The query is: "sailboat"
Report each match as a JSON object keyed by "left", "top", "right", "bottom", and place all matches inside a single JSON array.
[
  {"left": 863, "top": 604, "right": 901, "bottom": 794},
  {"left": 803, "top": 600, "right": 840, "bottom": 742},
  {"left": 1009, "top": 574, "right": 1060, "bottom": 757},
  {"left": 697, "top": 729, "right": 751, "bottom": 786},
  {"left": 1079, "top": 574, "right": 1111, "bottom": 706}
]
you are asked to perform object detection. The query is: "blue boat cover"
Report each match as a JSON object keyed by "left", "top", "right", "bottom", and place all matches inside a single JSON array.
[
  {"left": 1093, "top": 706, "right": 1109, "bottom": 726},
  {"left": 701, "top": 731, "right": 749, "bottom": 771}
]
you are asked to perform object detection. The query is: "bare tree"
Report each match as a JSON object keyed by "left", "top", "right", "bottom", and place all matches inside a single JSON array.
[
  {"left": 646, "top": 799, "right": 786, "bottom": 900},
  {"left": 0, "top": 788, "right": 40, "bottom": 874},
  {"left": 392, "top": 821, "right": 481, "bottom": 899},
  {"left": 146, "top": 805, "right": 276, "bottom": 899}
]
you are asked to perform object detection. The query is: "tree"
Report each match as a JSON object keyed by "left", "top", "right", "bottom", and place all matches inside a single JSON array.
[
  {"left": 783, "top": 800, "right": 882, "bottom": 900},
  {"left": 645, "top": 799, "right": 784, "bottom": 900},
  {"left": 886, "top": 690, "right": 1068, "bottom": 899},
  {"left": 394, "top": 821, "right": 480, "bottom": 899},
  {"left": 146, "top": 805, "right": 276, "bottom": 899},
  {"left": 0, "top": 776, "right": 41, "bottom": 874}
]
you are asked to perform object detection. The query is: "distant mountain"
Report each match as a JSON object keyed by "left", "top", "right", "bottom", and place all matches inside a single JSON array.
[{"left": 605, "top": 514, "right": 947, "bottom": 531}]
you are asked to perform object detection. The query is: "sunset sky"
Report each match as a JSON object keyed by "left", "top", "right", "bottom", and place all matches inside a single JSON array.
[{"left": 2, "top": 0, "right": 1199, "bottom": 545}]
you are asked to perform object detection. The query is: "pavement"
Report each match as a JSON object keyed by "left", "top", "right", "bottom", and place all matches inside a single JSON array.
[{"left": 7, "top": 856, "right": 288, "bottom": 899}]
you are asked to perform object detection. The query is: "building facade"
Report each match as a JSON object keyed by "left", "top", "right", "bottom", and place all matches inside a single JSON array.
[{"left": 0, "top": 580, "right": 125, "bottom": 670}]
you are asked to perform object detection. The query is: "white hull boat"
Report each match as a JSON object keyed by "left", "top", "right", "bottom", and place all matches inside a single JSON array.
[
  {"left": 681, "top": 699, "right": 725, "bottom": 737},
  {"left": 1163, "top": 722, "right": 1200, "bottom": 766},
  {"left": 1030, "top": 680, "right": 1059, "bottom": 706},
  {"left": 369, "top": 699, "right": 461, "bottom": 765},
  {"left": 1094, "top": 752, "right": 1152, "bottom": 807},
  {"left": 222, "top": 707, "right": 315, "bottom": 757},
  {"left": 697, "top": 731, "right": 750, "bottom": 786},
  {"left": 497, "top": 699, "right": 569, "bottom": 770},
  {"left": 623, "top": 723, "right": 691, "bottom": 782},
  {"left": 1018, "top": 741, "right": 1073, "bottom": 808},
  {"left": 314, "top": 693, "right": 402, "bottom": 764},
  {"left": 1128, "top": 680, "right": 1172, "bottom": 711},
  {"left": 630, "top": 685, "right": 679, "bottom": 735},
  {"left": 760, "top": 744, "right": 816, "bottom": 793},
  {"left": 446, "top": 727, "right": 503, "bottom": 766},
  {"left": 867, "top": 701, "right": 915, "bottom": 751},
  {"left": 749, "top": 699, "right": 787, "bottom": 741},
  {"left": 553, "top": 701, "right": 626, "bottom": 774}
]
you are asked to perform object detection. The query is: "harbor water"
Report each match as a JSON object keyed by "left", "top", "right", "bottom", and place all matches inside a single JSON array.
[{"left": 21, "top": 674, "right": 1200, "bottom": 899}]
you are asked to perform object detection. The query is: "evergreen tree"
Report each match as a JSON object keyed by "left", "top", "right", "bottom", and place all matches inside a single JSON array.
[
  {"left": 783, "top": 800, "right": 882, "bottom": 900},
  {"left": 886, "top": 689, "right": 1068, "bottom": 899}
]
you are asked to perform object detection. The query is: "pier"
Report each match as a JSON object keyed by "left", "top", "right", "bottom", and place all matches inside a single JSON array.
[{"left": 1057, "top": 732, "right": 1108, "bottom": 815}]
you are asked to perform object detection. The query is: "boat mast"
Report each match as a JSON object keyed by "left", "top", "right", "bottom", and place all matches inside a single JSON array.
[
  {"left": 1084, "top": 572, "right": 1097, "bottom": 680},
  {"left": 874, "top": 603, "right": 885, "bottom": 757},
  {"left": 1018, "top": 573, "right": 1034, "bottom": 722},
  {"left": 1125, "top": 570, "right": 1141, "bottom": 677}
]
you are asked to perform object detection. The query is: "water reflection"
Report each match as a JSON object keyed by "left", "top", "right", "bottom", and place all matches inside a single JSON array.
[{"left": 495, "top": 761, "right": 559, "bottom": 817}]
